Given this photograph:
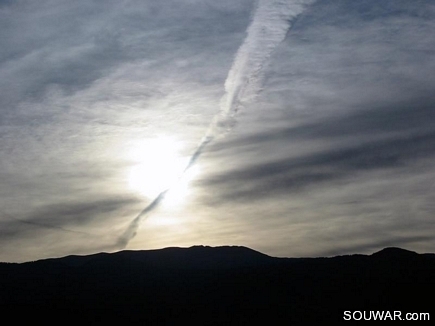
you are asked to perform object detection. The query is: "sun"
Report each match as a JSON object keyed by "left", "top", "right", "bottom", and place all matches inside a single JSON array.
[{"left": 127, "top": 136, "right": 193, "bottom": 205}]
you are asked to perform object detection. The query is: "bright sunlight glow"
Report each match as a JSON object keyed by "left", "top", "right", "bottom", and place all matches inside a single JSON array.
[{"left": 127, "top": 136, "right": 195, "bottom": 205}]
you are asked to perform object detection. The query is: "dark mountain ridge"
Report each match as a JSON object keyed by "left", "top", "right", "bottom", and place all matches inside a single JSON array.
[
  {"left": 1, "top": 246, "right": 434, "bottom": 324},
  {"left": 54, "top": 245, "right": 276, "bottom": 269}
]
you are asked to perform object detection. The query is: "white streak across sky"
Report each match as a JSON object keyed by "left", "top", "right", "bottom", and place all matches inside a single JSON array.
[{"left": 116, "top": 0, "right": 315, "bottom": 248}]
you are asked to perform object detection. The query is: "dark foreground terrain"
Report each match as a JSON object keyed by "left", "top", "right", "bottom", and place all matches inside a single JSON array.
[{"left": 1, "top": 246, "right": 434, "bottom": 324}]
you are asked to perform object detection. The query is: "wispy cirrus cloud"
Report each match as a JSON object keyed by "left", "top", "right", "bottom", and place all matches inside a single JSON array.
[{"left": 1, "top": 0, "right": 434, "bottom": 261}]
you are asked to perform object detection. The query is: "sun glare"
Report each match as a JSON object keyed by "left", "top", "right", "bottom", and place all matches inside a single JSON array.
[{"left": 127, "top": 137, "right": 195, "bottom": 205}]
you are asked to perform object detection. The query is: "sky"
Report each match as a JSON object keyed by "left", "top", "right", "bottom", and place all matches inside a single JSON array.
[{"left": 1, "top": 0, "right": 434, "bottom": 262}]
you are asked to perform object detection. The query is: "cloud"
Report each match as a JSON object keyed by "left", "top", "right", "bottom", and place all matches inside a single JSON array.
[
  {"left": 0, "top": 0, "right": 257, "bottom": 261},
  {"left": 201, "top": 89, "right": 435, "bottom": 200},
  {"left": 1, "top": 196, "right": 140, "bottom": 238},
  {"left": 116, "top": 0, "right": 316, "bottom": 248},
  {"left": 0, "top": 195, "right": 144, "bottom": 262},
  {"left": 0, "top": 0, "right": 253, "bottom": 111},
  {"left": 1, "top": 0, "right": 434, "bottom": 261},
  {"left": 181, "top": 0, "right": 435, "bottom": 256}
]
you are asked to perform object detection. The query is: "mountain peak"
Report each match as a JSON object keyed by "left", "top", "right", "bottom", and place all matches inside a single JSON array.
[{"left": 371, "top": 247, "right": 418, "bottom": 258}]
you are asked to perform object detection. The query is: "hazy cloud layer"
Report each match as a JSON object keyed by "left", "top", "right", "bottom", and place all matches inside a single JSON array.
[{"left": 1, "top": 0, "right": 434, "bottom": 261}]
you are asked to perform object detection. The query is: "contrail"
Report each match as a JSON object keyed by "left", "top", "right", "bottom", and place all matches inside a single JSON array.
[
  {"left": 116, "top": 0, "right": 315, "bottom": 249},
  {"left": 116, "top": 137, "right": 212, "bottom": 248}
]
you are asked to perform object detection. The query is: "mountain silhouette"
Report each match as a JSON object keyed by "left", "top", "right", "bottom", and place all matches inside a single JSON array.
[{"left": 1, "top": 246, "right": 434, "bottom": 324}]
